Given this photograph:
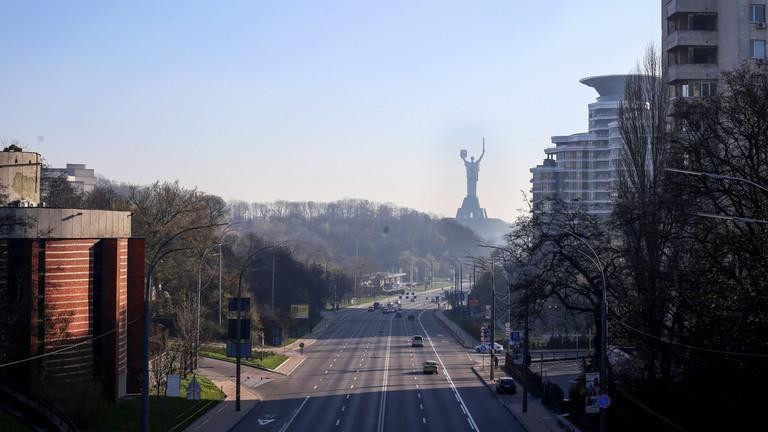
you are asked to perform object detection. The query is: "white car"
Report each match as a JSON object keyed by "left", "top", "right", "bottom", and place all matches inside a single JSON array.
[{"left": 475, "top": 342, "right": 503, "bottom": 354}]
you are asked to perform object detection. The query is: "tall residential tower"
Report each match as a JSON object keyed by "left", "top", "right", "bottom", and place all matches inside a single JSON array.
[
  {"left": 530, "top": 75, "right": 634, "bottom": 216},
  {"left": 663, "top": 0, "right": 767, "bottom": 98}
]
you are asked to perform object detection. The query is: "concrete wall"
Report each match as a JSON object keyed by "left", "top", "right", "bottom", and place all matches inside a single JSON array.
[
  {"left": 0, "top": 208, "right": 131, "bottom": 239},
  {"left": 0, "top": 151, "right": 42, "bottom": 205}
]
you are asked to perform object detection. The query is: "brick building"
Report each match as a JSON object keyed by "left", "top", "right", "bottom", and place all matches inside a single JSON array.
[{"left": 0, "top": 207, "right": 144, "bottom": 409}]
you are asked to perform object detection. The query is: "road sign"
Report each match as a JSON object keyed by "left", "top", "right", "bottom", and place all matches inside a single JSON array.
[
  {"left": 227, "top": 319, "right": 251, "bottom": 340},
  {"left": 228, "top": 297, "right": 250, "bottom": 312},
  {"left": 187, "top": 377, "right": 201, "bottom": 400},
  {"left": 291, "top": 304, "right": 309, "bottom": 319},
  {"left": 226, "top": 341, "right": 252, "bottom": 358},
  {"left": 597, "top": 394, "right": 612, "bottom": 409}
]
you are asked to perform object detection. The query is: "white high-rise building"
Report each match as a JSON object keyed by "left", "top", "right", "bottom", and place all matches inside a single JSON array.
[{"left": 530, "top": 75, "right": 633, "bottom": 216}]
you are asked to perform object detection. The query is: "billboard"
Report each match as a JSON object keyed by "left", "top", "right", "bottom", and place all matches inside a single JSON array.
[
  {"left": 291, "top": 304, "right": 309, "bottom": 319},
  {"left": 585, "top": 372, "right": 601, "bottom": 414}
]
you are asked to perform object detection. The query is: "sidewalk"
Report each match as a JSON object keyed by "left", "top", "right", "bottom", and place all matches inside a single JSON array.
[
  {"left": 182, "top": 365, "right": 260, "bottom": 432},
  {"left": 433, "top": 309, "right": 580, "bottom": 432},
  {"left": 185, "top": 314, "right": 339, "bottom": 431}
]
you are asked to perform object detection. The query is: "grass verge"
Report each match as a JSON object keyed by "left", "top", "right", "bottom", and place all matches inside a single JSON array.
[
  {"left": 201, "top": 348, "right": 288, "bottom": 370},
  {"left": 0, "top": 411, "right": 30, "bottom": 432},
  {"left": 81, "top": 375, "right": 224, "bottom": 432}
]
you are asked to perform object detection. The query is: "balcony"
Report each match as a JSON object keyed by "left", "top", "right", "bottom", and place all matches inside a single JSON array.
[
  {"left": 666, "top": 30, "right": 718, "bottom": 50},
  {"left": 665, "top": 0, "right": 717, "bottom": 18},
  {"left": 667, "top": 63, "right": 720, "bottom": 82}
]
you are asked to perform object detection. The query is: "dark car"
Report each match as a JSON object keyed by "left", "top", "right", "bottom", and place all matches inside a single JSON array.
[
  {"left": 395, "top": 312, "right": 402, "bottom": 318},
  {"left": 496, "top": 377, "right": 517, "bottom": 394},
  {"left": 407, "top": 314, "right": 415, "bottom": 321}
]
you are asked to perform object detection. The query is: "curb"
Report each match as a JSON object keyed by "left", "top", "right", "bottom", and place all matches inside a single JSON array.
[
  {"left": 431, "top": 309, "right": 474, "bottom": 349},
  {"left": 225, "top": 399, "right": 259, "bottom": 432},
  {"left": 199, "top": 354, "right": 287, "bottom": 376},
  {"left": 471, "top": 366, "right": 532, "bottom": 432},
  {"left": 470, "top": 365, "right": 498, "bottom": 396}
]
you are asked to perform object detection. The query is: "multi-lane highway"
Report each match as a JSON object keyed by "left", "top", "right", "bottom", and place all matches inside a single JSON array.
[{"left": 232, "top": 291, "right": 525, "bottom": 432}]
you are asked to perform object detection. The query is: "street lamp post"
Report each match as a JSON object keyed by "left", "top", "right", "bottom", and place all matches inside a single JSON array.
[
  {"left": 666, "top": 168, "right": 768, "bottom": 193},
  {"left": 561, "top": 231, "right": 607, "bottom": 432},
  {"left": 141, "top": 223, "right": 226, "bottom": 432},
  {"left": 234, "top": 244, "right": 279, "bottom": 411},
  {"left": 490, "top": 258, "right": 496, "bottom": 382},
  {"left": 666, "top": 168, "right": 768, "bottom": 224}
]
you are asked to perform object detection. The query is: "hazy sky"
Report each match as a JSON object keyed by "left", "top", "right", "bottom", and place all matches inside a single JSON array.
[{"left": 1, "top": 1, "right": 660, "bottom": 220}]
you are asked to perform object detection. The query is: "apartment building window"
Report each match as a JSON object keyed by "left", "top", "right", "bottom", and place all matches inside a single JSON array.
[
  {"left": 751, "top": 39, "right": 766, "bottom": 59},
  {"left": 700, "top": 81, "right": 717, "bottom": 97},
  {"left": 751, "top": 4, "right": 766, "bottom": 23},
  {"left": 681, "top": 83, "right": 691, "bottom": 98},
  {"left": 668, "top": 13, "right": 717, "bottom": 32},
  {"left": 690, "top": 46, "right": 717, "bottom": 63}
]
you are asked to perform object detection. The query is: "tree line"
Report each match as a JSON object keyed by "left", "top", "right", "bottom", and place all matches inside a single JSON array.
[{"left": 472, "top": 49, "right": 768, "bottom": 431}]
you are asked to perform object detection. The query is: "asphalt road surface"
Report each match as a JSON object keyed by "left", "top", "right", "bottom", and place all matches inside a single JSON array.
[{"left": 232, "top": 292, "right": 525, "bottom": 432}]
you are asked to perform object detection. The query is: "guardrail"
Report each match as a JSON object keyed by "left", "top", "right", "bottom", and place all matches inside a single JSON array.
[{"left": 529, "top": 350, "right": 592, "bottom": 363}]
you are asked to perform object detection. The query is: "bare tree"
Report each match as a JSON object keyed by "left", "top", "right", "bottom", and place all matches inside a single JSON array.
[{"left": 613, "top": 44, "right": 684, "bottom": 387}]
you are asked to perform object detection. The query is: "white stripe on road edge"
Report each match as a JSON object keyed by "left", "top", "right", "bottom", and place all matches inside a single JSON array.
[
  {"left": 278, "top": 396, "right": 310, "bottom": 432},
  {"left": 418, "top": 310, "right": 480, "bottom": 432},
  {"left": 377, "top": 315, "right": 394, "bottom": 432}
]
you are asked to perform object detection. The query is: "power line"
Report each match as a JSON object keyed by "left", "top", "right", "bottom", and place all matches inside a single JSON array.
[
  {"left": 0, "top": 316, "right": 143, "bottom": 369},
  {"left": 614, "top": 319, "right": 768, "bottom": 359}
]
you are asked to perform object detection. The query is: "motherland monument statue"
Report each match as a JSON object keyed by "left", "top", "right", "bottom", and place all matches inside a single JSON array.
[{"left": 456, "top": 139, "right": 488, "bottom": 220}]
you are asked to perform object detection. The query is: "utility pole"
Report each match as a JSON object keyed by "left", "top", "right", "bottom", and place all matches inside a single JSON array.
[
  {"left": 271, "top": 255, "right": 276, "bottom": 311},
  {"left": 459, "top": 262, "right": 463, "bottom": 310},
  {"left": 490, "top": 259, "right": 496, "bottom": 382},
  {"left": 218, "top": 243, "right": 223, "bottom": 328},
  {"left": 523, "top": 280, "right": 530, "bottom": 413},
  {"left": 353, "top": 246, "right": 358, "bottom": 300}
]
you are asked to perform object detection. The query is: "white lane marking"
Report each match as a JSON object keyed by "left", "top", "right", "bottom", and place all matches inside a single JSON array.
[
  {"left": 342, "top": 405, "right": 346, "bottom": 411},
  {"left": 422, "top": 417, "right": 427, "bottom": 424},
  {"left": 377, "top": 315, "right": 394, "bottom": 432},
  {"left": 278, "top": 396, "right": 310, "bottom": 432},
  {"left": 346, "top": 394, "right": 350, "bottom": 399},
  {"left": 418, "top": 310, "right": 480, "bottom": 432},
  {"left": 285, "top": 357, "right": 306, "bottom": 376}
]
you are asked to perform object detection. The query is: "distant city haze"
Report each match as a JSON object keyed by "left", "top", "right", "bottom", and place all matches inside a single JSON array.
[{"left": 0, "top": 1, "right": 660, "bottom": 220}]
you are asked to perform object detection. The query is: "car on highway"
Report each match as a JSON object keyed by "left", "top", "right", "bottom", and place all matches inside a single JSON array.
[
  {"left": 422, "top": 360, "right": 439, "bottom": 374},
  {"left": 407, "top": 314, "right": 415, "bottom": 321},
  {"left": 496, "top": 377, "right": 517, "bottom": 394},
  {"left": 395, "top": 312, "right": 402, "bottom": 318},
  {"left": 367, "top": 306, "right": 374, "bottom": 312},
  {"left": 475, "top": 342, "right": 504, "bottom": 354},
  {"left": 411, "top": 335, "right": 424, "bottom": 347}
]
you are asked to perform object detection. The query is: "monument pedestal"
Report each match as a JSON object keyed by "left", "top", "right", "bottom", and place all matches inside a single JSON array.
[{"left": 456, "top": 195, "right": 487, "bottom": 220}]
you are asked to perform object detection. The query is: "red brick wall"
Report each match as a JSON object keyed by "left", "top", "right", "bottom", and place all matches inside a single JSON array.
[
  {"left": 42, "top": 240, "right": 98, "bottom": 385},
  {"left": 126, "top": 238, "right": 145, "bottom": 394}
]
